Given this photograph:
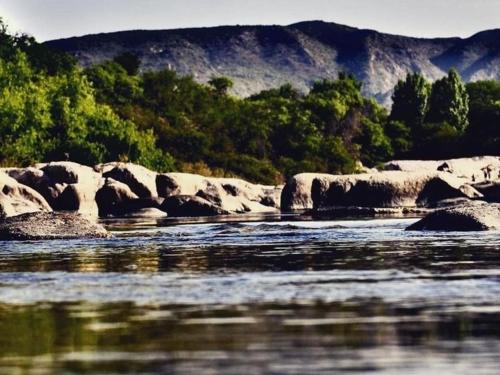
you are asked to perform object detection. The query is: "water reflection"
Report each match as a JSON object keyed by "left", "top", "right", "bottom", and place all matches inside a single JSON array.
[
  {"left": 0, "top": 301, "right": 499, "bottom": 374},
  {"left": 0, "top": 217, "right": 498, "bottom": 374}
]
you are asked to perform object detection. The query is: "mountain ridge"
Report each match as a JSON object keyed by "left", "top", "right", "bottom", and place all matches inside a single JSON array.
[{"left": 44, "top": 20, "right": 500, "bottom": 104}]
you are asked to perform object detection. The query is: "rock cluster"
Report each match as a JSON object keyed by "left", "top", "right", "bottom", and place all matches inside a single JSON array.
[
  {"left": 281, "top": 156, "right": 500, "bottom": 212},
  {"left": 1, "top": 161, "right": 282, "bottom": 221}
]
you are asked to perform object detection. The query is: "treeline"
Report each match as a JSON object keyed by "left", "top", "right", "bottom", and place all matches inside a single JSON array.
[{"left": 0, "top": 21, "right": 499, "bottom": 184}]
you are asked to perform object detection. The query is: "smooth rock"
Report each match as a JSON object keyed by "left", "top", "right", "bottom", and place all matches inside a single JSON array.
[
  {"left": 157, "top": 173, "right": 280, "bottom": 215},
  {"left": 160, "top": 195, "right": 229, "bottom": 217},
  {"left": 281, "top": 173, "right": 332, "bottom": 211},
  {"left": 0, "top": 212, "right": 110, "bottom": 240},
  {"left": 0, "top": 172, "right": 52, "bottom": 218},
  {"left": 406, "top": 202, "right": 500, "bottom": 231},
  {"left": 309, "top": 171, "right": 480, "bottom": 209},
  {"left": 41, "top": 162, "right": 102, "bottom": 218},
  {"left": 95, "top": 178, "right": 139, "bottom": 216},
  {"left": 102, "top": 163, "right": 157, "bottom": 198}
]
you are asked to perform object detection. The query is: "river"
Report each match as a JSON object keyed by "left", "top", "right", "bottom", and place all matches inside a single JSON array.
[{"left": 0, "top": 215, "right": 499, "bottom": 374}]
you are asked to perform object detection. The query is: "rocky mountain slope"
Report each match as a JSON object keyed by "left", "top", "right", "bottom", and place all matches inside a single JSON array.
[{"left": 45, "top": 21, "right": 500, "bottom": 104}]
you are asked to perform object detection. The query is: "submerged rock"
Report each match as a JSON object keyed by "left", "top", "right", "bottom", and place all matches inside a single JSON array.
[
  {"left": 0, "top": 212, "right": 110, "bottom": 240},
  {"left": 406, "top": 202, "right": 500, "bottom": 231},
  {"left": 160, "top": 195, "right": 229, "bottom": 217}
]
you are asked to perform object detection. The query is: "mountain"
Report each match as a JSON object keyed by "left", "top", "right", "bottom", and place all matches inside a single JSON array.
[{"left": 44, "top": 21, "right": 500, "bottom": 105}]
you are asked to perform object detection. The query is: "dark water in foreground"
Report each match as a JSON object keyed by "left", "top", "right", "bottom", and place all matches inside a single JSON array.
[{"left": 0, "top": 215, "right": 499, "bottom": 374}]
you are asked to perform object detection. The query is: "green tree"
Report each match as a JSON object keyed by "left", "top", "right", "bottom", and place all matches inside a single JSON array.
[
  {"left": 113, "top": 52, "right": 141, "bottom": 75},
  {"left": 426, "top": 69, "right": 469, "bottom": 132},
  {"left": 208, "top": 77, "right": 234, "bottom": 95},
  {"left": 390, "top": 72, "right": 431, "bottom": 134}
]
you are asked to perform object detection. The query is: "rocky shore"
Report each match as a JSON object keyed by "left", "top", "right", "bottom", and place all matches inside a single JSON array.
[{"left": 0, "top": 156, "right": 499, "bottom": 238}]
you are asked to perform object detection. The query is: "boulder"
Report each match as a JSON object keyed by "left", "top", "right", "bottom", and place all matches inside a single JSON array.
[
  {"left": 406, "top": 202, "right": 500, "bottom": 231},
  {"left": 8, "top": 162, "right": 102, "bottom": 218},
  {"left": 41, "top": 162, "right": 102, "bottom": 218},
  {"left": 157, "top": 173, "right": 280, "bottom": 215},
  {"left": 0, "top": 172, "right": 52, "bottom": 218},
  {"left": 281, "top": 173, "right": 332, "bottom": 211},
  {"left": 160, "top": 195, "right": 229, "bottom": 217},
  {"left": 102, "top": 163, "right": 157, "bottom": 198},
  {"left": 120, "top": 207, "right": 168, "bottom": 218},
  {"left": 310, "top": 171, "right": 481, "bottom": 210},
  {"left": 95, "top": 178, "right": 139, "bottom": 216},
  {"left": 0, "top": 212, "right": 110, "bottom": 240}
]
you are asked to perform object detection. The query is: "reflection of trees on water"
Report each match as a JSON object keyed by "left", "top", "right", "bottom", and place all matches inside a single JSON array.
[
  {"left": 1, "top": 242, "right": 498, "bottom": 274},
  {"left": 0, "top": 301, "right": 497, "bottom": 373}
]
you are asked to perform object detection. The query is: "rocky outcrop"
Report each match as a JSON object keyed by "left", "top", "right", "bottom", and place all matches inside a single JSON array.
[
  {"left": 157, "top": 172, "right": 280, "bottom": 215},
  {"left": 406, "top": 202, "right": 500, "bottom": 231},
  {"left": 160, "top": 195, "right": 229, "bottom": 217},
  {"left": 282, "top": 171, "right": 482, "bottom": 211},
  {"left": 0, "top": 172, "right": 52, "bottom": 219},
  {"left": 0, "top": 212, "right": 110, "bottom": 240},
  {"left": 383, "top": 156, "right": 500, "bottom": 181},
  {"left": 101, "top": 163, "right": 157, "bottom": 198},
  {"left": 7, "top": 162, "right": 101, "bottom": 218},
  {"left": 281, "top": 173, "right": 332, "bottom": 211}
]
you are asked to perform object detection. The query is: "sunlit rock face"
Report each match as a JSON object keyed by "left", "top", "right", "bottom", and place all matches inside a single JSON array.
[{"left": 46, "top": 21, "right": 500, "bottom": 105}]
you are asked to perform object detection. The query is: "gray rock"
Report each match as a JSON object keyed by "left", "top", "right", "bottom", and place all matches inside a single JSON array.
[
  {"left": 102, "top": 163, "right": 157, "bottom": 198},
  {"left": 406, "top": 202, "right": 500, "bottom": 231},
  {"left": 95, "top": 178, "right": 139, "bottom": 216},
  {"left": 157, "top": 173, "right": 280, "bottom": 214},
  {"left": 0, "top": 172, "right": 52, "bottom": 218},
  {"left": 0, "top": 212, "right": 110, "bottom": 240},
  {"left": 160, "top": 195, "right": 229, "bottom": 217}
]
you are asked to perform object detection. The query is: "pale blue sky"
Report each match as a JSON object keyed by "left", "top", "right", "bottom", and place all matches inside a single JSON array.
[{"left": 0, "top": 0, "right": 499, "bottom": 41}]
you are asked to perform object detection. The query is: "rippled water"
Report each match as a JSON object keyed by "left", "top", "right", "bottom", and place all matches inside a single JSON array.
[{"left": 0, "top": 215, "right": 499, "bottom": 374}]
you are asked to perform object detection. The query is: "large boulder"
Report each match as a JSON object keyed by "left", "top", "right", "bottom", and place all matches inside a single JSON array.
[
  {"left": 41, "top": 162, "right": 101, "bottom": 218},
  {"left": 157, "top": 173, "right": 280, "bottom": 215},
  {"left": 102, "top": 163, "right": 157, "bottom": 198},
  {"left": 281, "top": 173, "right": 332, "bottom": 211},
  {"left": 8, "top": 162, "right": 101, "bottom": 218},
  {"left": 95, "top": 177, "right": 139, "bottom": 216},
  {"left": 160, "top": 195, "right": 229, "bottom": 217},
  {"left": 406, "top": 202, "right": 500, "bottom": 231},
  {"left": 311, "top": 171, "right": 482, "bottom": 210},
  {"left": 0, "top": 212, "right": 110, "bottom": 240},
  {"left": 0, "top": 172, "right": 52, "bottom": 219}
]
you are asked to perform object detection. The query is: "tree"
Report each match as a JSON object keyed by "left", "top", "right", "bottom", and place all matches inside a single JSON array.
[
  {"left": 113, "top": 52, "right": 141, "bottom": 75},
  {"left": 390, "top": 72, "right": 431, "bottom": 134},
  {"left": 208, "top": 77, "right": 234, "bottom": 95},
  {"left": 426, "top": 69, "right": 469, "bottom": 132}
]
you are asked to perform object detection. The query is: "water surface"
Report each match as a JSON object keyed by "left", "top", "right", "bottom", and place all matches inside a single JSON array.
[{"left": 0, "top": 215, "right": 499, "bottom": 374}]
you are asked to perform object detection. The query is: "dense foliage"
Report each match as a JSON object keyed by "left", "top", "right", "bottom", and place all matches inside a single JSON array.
[
  {"left": 0, "top": 21, "right": 174, "bottom": 171},
  {"left": 1, "top": 20, "right": 499, "bottom": 183}
]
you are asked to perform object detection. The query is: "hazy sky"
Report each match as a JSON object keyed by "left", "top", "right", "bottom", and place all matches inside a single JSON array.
[{"left": 1, "top": 0, "right": 499, "bottom": 41}]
